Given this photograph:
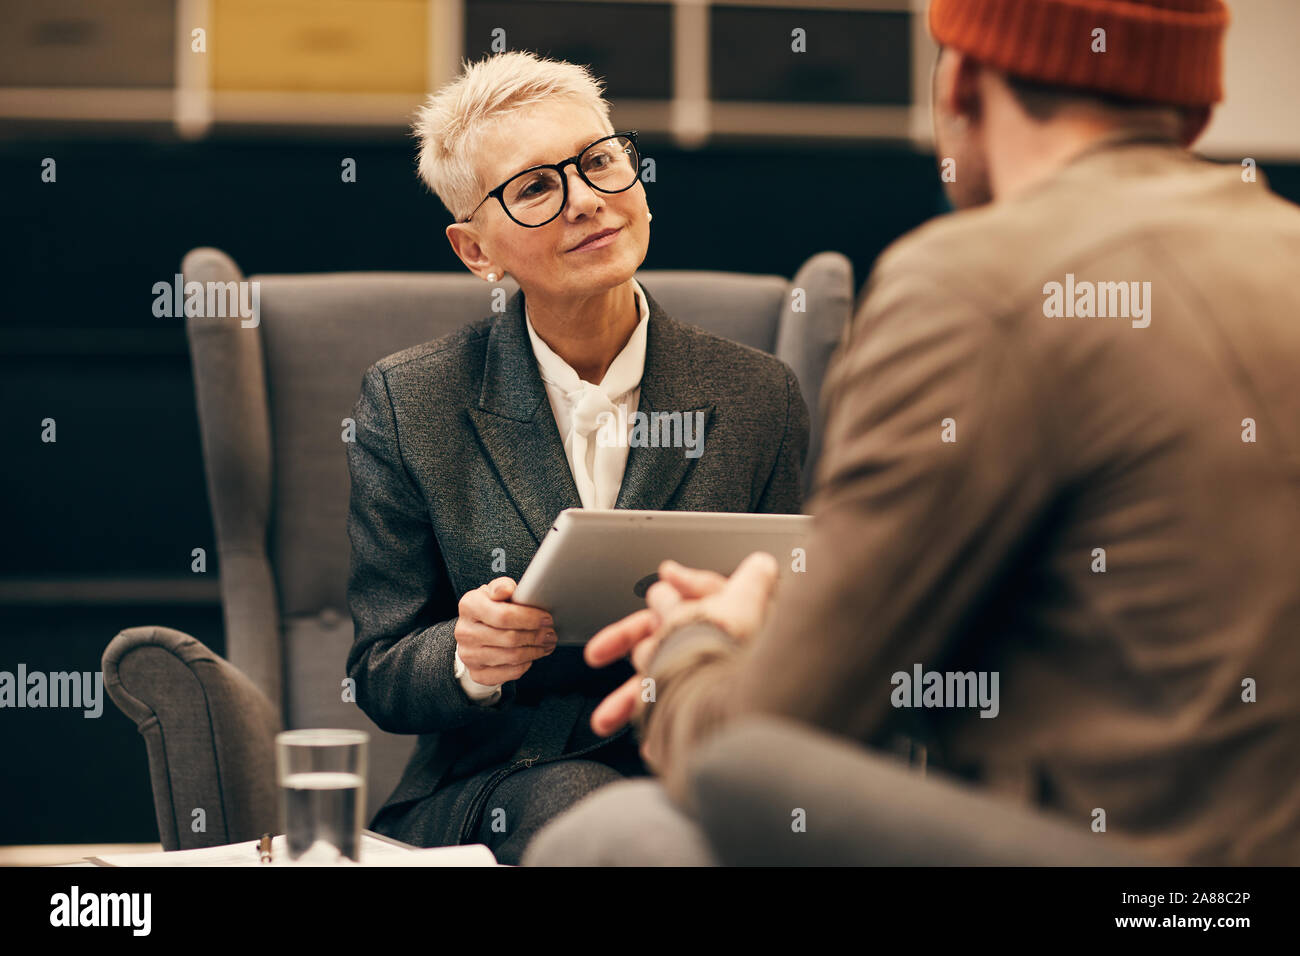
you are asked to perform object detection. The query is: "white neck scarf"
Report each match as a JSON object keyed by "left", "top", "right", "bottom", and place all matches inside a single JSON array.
[{"left": 525, "top": 281, "right": 649, "bottom": 510}]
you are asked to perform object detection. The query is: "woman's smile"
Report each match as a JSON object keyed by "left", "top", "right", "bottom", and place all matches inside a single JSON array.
[{"left": 566, "top": 225, "right": 622, "bottom": 253}]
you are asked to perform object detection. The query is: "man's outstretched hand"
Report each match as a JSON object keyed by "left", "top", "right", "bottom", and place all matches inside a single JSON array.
[{"left": 585, "top": 551, "right": 780, "bottom": 738}]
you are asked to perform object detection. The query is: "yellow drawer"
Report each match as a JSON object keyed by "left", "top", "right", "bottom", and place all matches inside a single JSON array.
[{"left": 210, "top": 0, "right": 427, "bottom": 94}]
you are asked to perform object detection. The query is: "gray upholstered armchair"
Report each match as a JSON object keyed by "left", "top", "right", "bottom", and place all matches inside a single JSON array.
[{"left": 102, "top": 246, "right": 854, "bottom": 851}]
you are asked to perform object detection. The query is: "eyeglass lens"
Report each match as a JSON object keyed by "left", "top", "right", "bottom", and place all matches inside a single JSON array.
[{"left": 501, "top": 136, "right": 639, "bottom": 225}]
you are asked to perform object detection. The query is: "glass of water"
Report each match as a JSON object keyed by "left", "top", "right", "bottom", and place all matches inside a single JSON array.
[{"left": 275, "top": 729, "right": 368, "bottom": 863}]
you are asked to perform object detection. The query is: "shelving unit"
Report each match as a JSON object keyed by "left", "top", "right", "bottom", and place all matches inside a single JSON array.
[{"left": 0, "top": 0, "right": 933, "bottom": 144}]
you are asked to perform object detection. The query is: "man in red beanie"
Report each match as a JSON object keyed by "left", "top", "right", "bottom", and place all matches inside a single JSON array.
[
  {"left": 927, "top": 0, "right": 1228, "bottom": 210},
  {"left": 526, "top": 0, "right": 1300, "bottom": 866}
]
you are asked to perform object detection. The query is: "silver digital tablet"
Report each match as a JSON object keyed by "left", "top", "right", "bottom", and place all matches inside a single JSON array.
[{"left": 512, "top": 509, "right": 814, "bottom": 645}]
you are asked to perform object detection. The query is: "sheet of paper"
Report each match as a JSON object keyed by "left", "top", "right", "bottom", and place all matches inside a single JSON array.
[{"left": 89, "top": 833, "right": 498, "bottom": 867}]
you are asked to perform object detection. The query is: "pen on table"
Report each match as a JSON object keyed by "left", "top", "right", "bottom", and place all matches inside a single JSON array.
[{"left": 259, "top": 833, "right": 273, "bottom": 864}]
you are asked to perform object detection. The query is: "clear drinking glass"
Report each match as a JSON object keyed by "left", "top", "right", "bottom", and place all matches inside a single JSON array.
[{"left": 275, "top": 729, "right": 368, "bottom": 863}]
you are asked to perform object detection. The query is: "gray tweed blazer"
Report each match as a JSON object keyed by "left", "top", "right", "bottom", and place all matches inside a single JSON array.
[{"left": 345, "top": 284, "right": 808, "bottom": 835}]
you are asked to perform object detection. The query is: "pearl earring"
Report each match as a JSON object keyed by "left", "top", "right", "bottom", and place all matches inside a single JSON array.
[
  {"left": 486, "top": 272, "right": 497, "bottom": 282},
  {"left": 647, "top": 212, "right": 653, "bottom": 222}
]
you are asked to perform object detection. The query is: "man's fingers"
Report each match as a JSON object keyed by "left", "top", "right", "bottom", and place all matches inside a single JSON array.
[
  {"left": 657, "top": 560, "right": 728, "bottom": 599},
  {"left": 630, "top": 635, "right": 662, "bottom": 673},
  {"left": 585, "top": 607, "right": 659, "bottom": 667},
  {"left": 645, "top": 579, "right": 685, "bottom": 620},
  {"left": 590, "top": 675, "right": 642, "bottom": 736},
  {"left": 578, "top": 558, "right": 779, "bottom": 746},
  {"left": 723, "top": 551, "right": 780, "bottom": 606}
]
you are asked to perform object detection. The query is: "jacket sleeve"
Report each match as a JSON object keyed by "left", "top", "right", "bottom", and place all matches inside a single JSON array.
[
  {"left": 345, "top": 364, "right": 515, "bottom": 734},
  {"left": 642, "top": 259, "right": 1056, "bottom": 804},
  {"left": 754, "top": 363, "right": 811, "bottom": 514}
]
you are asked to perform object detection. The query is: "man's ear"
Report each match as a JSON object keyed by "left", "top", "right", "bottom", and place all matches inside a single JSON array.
[
  {"left": 951, "top": 51, "right": 984, "bottom": 125},
  {"left": 446, "top": 222, "right": 494, "bottom": 279},
  {"left": 1178, "top": 105, "right": 1213, "bottom": 148},
  {"left": 934, "top": 48, "right": 984, "bottom": 126}
]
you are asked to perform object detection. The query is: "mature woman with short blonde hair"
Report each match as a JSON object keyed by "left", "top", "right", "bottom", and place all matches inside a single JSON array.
[{"left": 345, "top": 50, "right": 809, "bottom": 864}]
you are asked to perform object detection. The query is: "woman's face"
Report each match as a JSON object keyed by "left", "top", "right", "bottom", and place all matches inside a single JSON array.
[{"left": 449, "top": 99, "right": 650, "bottom": 301}]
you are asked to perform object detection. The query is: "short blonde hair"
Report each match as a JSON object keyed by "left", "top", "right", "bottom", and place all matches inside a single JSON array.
[{"left": 413, "top": 51, "right": 613, "bottom": 221}]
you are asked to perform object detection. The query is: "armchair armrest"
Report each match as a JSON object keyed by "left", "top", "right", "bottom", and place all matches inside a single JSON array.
[
  {"left": 103, "top": 625, "right": 282, "bottom": 850},
  {"left": 686, "top": 716, "right": 1153, "bottom": 866}
]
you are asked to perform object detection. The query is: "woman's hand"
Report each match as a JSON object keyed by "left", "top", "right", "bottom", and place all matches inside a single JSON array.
[{"left": 455, "top": 577, "right": 558, "bottom": 685}]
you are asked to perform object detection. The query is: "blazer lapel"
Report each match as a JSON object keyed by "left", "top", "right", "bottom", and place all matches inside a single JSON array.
[
  {"left": 467, "top": 290, "right": 580, "bottom": 545},
  {"left": 467, "top": 285, "right": 715, "bottom": 540},
  {"left": 613, "top": 287, "right": 714, "bottom": 512}
]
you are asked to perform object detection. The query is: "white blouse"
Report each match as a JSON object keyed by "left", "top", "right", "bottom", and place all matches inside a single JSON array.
[{"left": 454, "top": 279, "right": 650, "bottom": 703}]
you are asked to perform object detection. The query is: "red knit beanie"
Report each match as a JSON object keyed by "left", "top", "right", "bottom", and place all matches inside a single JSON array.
[{"left": 929, "top": 0, "right": 1229, "bottom": 106}]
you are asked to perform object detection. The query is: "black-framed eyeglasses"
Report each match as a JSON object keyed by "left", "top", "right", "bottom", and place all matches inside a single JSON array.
[{"left": 460, "top": 131, "right": 641, "bottom": 228}]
